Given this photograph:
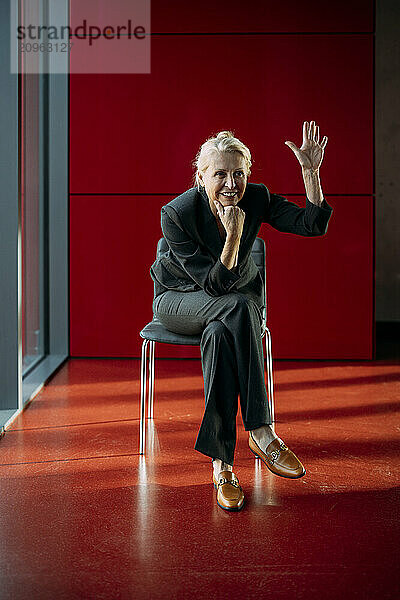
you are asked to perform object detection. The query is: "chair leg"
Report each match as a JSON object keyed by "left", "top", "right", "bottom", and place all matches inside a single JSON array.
[
  {"left": 264, "top": 327, "right": 275, "bottom": 432},
  {"left": 148, "top": 341, "right": 155, "bottom": 419},
  {"left": 140, "top": 339, "right": 150, "bottom": 454}
]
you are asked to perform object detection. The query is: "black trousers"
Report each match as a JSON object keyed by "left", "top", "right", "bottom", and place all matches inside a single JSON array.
[{"left": 153, "top": 289, "right": 272, "bottom": 465}]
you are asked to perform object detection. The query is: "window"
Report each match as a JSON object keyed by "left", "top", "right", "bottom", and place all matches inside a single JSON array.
[
  {"left": 19, "top": 4, "right": 47, "bottom": 373},
  {"left": 0, "top": 0, "right": 68, "bottom": 430}
]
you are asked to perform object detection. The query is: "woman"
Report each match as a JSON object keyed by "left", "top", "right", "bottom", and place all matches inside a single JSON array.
[{"left": 150, "top": 121, "right": 333, "bottom": 511}]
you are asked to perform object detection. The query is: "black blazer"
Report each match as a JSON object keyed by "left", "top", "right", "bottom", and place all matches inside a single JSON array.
[{"left": 150, "top": 183, "right": 333, "bottom": 298}]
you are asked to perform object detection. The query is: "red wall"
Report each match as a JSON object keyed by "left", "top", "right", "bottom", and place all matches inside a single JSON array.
[{"left": 69, "top": 1, "right": 375, "bottom": 359}]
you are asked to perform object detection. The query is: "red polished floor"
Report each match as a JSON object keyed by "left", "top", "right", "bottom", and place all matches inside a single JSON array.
[{"left": 1, "top": 358, "right": 399, "bottom": 599}]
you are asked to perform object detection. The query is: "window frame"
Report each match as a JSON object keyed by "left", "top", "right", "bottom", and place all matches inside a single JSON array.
[{"left": 0, "top": 0, "right": 69, "bottom": 432}]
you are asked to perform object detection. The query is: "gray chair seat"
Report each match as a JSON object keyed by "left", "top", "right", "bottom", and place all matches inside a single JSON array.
[{"left": 140, "top": 317, "right": 201, "bottom": 346}]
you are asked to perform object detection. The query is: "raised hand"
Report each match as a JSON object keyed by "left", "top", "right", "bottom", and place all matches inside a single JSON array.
[{"left": 285, "top": 120, "right": 328, "bottom": 171}]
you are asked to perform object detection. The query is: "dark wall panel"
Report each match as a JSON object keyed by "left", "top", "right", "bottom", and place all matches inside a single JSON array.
[
  {"left": 70, "top": 1, "right": 374, "bottom": 34},
  {"left": 261, "top": 196, "right": 374, "bottom": 359},
  {"left": 69, "top": 195, "right": 199, "bottom": 358},
  {"left": 69, "top": 1, "right": 374, "bottom": 359},
  {"left": 150, "top": 0, "right": 374, "bottom": 33},
  {"left": 70, "top": 34, "right": 373, "bottom": 196},
  {"left": 70, "top": 195, "right": 373, "bottom": 359}
]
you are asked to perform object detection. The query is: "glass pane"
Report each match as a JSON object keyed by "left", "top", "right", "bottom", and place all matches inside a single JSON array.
[{"left": 20, "top": 0, "right": 46, "bottom": 374}]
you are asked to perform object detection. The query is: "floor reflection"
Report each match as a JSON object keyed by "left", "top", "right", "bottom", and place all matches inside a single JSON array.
[
  {"left": 136, "top": 454, "right": 153, "bottom": 561},
  {"left": 253, "top": 457, "right": 280, "bottom": 506},
  {"left": 145, "top": 420, "right": 161, "bottom": 455},
  {"left": 136, "top": 421, "right": 161, "bottom": 560}
]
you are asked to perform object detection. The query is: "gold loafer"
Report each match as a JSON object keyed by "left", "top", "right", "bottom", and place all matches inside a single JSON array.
[
  {"left": 213, "top": 470, "right": 245, "bottom": 511},
  {"left": 249, "top": 433, "right": 306, "bottom": 479}
]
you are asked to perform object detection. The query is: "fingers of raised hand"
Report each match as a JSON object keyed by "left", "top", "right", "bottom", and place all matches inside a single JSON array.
[
  {"left": 304, "top": 120, "right": 327, "bottom": 149},
  {"left": 302, "top": 121, "right": 308, "bottom": 145},
  {"left": 285, "top": 141, "right": 301, "bottom": 157},
  {"left": 308, "top": 120, "right": 317, "bottom": 141},
  {"left": 302, "top": 121, "right": 316, "bottom": 146}
]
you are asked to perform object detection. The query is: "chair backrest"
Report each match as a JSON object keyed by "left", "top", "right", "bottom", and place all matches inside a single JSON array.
[
  {"left": 249, "top": 237, "right": 267, "bottom": 329},
  {"left": 155, "top": 237, "right": 267, "bottom": 327}
]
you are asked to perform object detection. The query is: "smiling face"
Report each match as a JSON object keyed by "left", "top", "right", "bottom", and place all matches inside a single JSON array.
[{"left": 198, "top": 151, "right": 248, "bottom": 211}]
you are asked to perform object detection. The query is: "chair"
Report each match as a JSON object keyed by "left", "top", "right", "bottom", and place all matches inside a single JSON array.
[{"left": 139, "top": 237, "right": 275, "bottom": 454}]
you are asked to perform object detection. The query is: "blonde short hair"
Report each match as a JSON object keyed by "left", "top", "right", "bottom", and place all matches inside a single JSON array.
[{"left": 193, "top": 130, "right": 252, "bottom": 190}]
